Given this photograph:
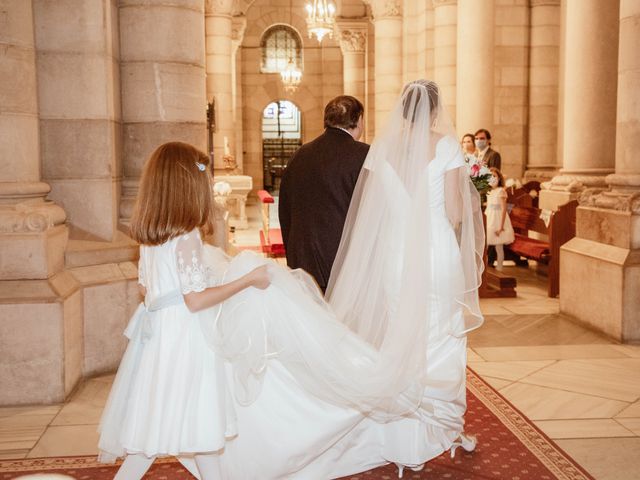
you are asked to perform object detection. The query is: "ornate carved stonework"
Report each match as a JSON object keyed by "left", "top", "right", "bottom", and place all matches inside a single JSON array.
[
  {"left": 364, "top": 0, "right": 402, "bottom": 19},
  {"left": 0, "top": 201, "right": 66, "bottom": 233},
  {"left": 231, "top": 15, "right": 247, "bottom": 51},
  {"left": 580, "top": 189, "right": 640, "bottom": 215},
  {"left": 549, "top": 174, "right": 609, "bottom": 192},
  {"left": 205, "top": 0, "right": 234, "bottom": 16},
  {"left": 339, "top": 29, "right": 367, "bottom": 53}
]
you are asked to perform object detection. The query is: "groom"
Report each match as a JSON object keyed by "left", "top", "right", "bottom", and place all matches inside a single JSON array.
[{"left": 278, "top": 96, "right": 368, "bottom": 293}]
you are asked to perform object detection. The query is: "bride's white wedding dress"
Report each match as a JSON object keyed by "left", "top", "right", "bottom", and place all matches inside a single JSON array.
[{"left": 98, "top": 81, "right": 484, "bottom": 479}]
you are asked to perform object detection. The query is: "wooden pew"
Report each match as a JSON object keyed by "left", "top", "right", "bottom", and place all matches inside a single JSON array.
[
  {"left": 506, "top": 181, "right": 541, "bottom": 209},
  {"left": 506, "top": 200, "right": 577, "bottom": 297}
]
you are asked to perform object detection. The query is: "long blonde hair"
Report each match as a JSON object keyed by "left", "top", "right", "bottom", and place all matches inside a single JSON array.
[{"left": 130, "top": 142, "right": 214, "bottom": 245}]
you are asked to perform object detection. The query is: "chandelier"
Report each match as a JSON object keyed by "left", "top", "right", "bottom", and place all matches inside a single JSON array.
[
  {"left": 280, "top": 57, "right": 302, "bottom": 93},
  {"left": 305, "top": 0, "right": 336, "bottom": 43}
]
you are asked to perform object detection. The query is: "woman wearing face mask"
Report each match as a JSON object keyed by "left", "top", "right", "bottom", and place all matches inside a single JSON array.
[{"left": 485, "top": 167, "right": 514, "bottom": 271}]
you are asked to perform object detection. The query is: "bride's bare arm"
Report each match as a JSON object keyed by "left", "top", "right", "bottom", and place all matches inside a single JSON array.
[
  {"left": 445, "top": 167, "right": 463, "bottom": 228},
  {"left": 183, "top": 265, "right": 270, "bottom": 313}
]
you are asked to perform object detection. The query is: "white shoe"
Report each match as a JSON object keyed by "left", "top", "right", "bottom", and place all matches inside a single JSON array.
[
  {"left": 450, "top": 432, "right": 477, "bottom": 459},
  {"left": 394, "top": 462, "right": 424, "bottom": 478}
]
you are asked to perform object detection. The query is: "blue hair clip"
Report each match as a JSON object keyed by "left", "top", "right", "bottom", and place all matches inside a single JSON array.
[{"left": 195, "top": 161, "right": 206, "bottom": 171}]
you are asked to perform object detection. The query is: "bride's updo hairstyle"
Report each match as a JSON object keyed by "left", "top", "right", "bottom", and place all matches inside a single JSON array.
[
  {"left": 401, "top": 79, "right": 439, "bottom": 123},
  {"left": 130, "top": 141, "right": 214, "bottom": 245}
]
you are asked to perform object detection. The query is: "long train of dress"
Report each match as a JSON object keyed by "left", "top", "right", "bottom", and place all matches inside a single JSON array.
[{"left": 202, "top": 247, "right": 468, "bottom": 479}]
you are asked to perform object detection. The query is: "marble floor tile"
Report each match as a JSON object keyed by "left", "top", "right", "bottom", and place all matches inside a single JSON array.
[
  {"left": 534, "top": 419, "right": 635, "bottom": 439},
  {"left": 612, "top": 345, "right": 640, "bottom": 358},
  {"left": 499, "top": 382, "right": 629, "bottom": 420},
  {"left": 0, "top": 406, "right": 61, "bottom": 420},
  {"left": 473, "top": 344, "right": 624, "bottom": 362},
  {"left": 466, "top": 348, "right": 484, "bottom": 362},
  {"left": 616, "top": 401, "right": 640, "bottom": 418},
  {"left": 475, "top": 376, "right": 513, "bottom": 390},
  {"left": 556, "top": 437, "right": 640, "bottom": 480},
  {"left": 0, "top": 425, "right": 46, "bottom": 450},
  {"left": 27, "top": 424, "right": 99, "bottom": 458},
  {"left": 51, "top": 378, "right": 112, "bottom": 426},
  {"left": 521, "top": 358, "right": 640, "bottom": 402},
  {"left": 502, "top": 305, "right": 560, "bottom": 315},
  {"left": 0, "top": 449, "right": 29, "bottom": 460},
  {"left": 468, "top": 360, "right": 555, "bottom": 382},
  {"left": 615, "top": 417, "right": 640, "bottom": 435}
]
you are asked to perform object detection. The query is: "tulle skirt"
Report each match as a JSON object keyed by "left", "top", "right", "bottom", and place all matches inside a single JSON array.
[{"left": 97, "top": 302, "right": 236, "bottom": 462}]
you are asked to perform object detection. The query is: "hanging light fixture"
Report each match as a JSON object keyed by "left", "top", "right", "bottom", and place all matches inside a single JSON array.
[
  {"left": 305, "top": 0, "right": 336, "bottom": 43},
  {"left": 280, "top": 58, "right": 302, "bottom": 93},
  {"left": 280, "top": 0, "right": 302, "bottom": 93}
]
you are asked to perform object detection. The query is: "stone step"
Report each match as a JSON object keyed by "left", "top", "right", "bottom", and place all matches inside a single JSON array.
[{"left": 65, "top": 231, "right": 138, "bottom": 269}]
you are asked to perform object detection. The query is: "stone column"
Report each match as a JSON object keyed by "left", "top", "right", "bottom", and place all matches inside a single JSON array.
[
  {"left": 231, "top": 15, "right": 247, "bottom": 172},
  {"left": 336, "top": 20, "right": 368, "bottom": 102},
  {"left": 432, "top": 0, "right": 457, "bottom": 123},
  {"left": 369, "top": 0, "right": 403, "bottom": 134},
  {"left": 119, "top": 0, "right": 207, "bottom": 224},
  {"left": 524, "top": 0, "right": 561, "bottom": 182},
  {"left": 560, "top": 0, "right": 640, "bottom": 343},
  {"left": 540, "top": 0, "right": 619, "bottom": 210},
  {"left": 34, "top": 0, "right": 121, "bottom": 241},
  {"left": 456, "top": 0, "right": 494, "bottom": 137},
  {"left": 206, "top": 0, "right": 235, "bottom": 174},
  {"left": 0, "top": 0, "right": 67, "bottom": 280}
]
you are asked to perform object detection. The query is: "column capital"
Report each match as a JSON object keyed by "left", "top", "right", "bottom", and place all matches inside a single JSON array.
[
  {"left": 231, "top": 15, "right": 247, "bottom": 52},
  {"left": 205, "top": 0, "right": 234, "bottom": 16},
  {"left": 335, "top": 19, "right": 368, "bottom": 54},
  {"left": 432, "top": 0, "right": 457, "bottom": 7},
  {"left": 530, "top": 0, "right": 560, "bottom": 6},
  {"left": 364, "top": 0, "right": 402, "bottom": 20}
]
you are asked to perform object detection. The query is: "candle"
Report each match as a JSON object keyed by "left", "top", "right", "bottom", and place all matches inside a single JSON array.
[{"left": 224, "top": 136, "right": 230, "bottom": 156}]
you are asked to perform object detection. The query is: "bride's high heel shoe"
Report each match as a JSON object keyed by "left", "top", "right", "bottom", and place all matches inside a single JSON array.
[
  {"left": 450, "top": 432, "right": 477, "bottom": 459},
  {"left": 394, "top": 462, "right": 424, "bottom": 478}
]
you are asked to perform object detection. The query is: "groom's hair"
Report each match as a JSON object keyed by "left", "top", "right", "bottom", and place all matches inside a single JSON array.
[{"left": 324, "top": 96, "right": 364, "bottom": 130}]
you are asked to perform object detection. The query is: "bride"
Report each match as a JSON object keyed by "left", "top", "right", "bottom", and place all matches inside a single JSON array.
[{"left": 98, "top": 80, "right": 484, "bottom": 479}]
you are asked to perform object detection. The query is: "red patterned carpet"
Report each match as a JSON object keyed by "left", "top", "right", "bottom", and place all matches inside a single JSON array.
[{"left": 0, "top": 369, "right": 593, "bottom": 480}]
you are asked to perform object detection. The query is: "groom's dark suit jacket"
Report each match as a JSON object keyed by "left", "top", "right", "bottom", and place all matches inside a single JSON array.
[{"left": 278, "top": 127, "right": 369, "bottom": 292}]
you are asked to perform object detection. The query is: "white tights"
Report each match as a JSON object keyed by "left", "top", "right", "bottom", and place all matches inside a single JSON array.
[
  {"left": 495, "top": 244, "right": 504, "bottom": 271},
  {"left": 114, "top": 453, "right": 221, "bottom": 480}
]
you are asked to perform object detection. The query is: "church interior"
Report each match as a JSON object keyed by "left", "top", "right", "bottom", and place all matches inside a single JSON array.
[{"left": 1, "top": 0, "right": 639, "bottom": 478}]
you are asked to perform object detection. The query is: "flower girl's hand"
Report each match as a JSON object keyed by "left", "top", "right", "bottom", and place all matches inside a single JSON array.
[{"left": 248, "top": 265, "right": 271, "bottom": 290}]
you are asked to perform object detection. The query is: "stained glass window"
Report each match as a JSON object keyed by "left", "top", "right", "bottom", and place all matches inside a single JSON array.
[{"left": 261, "top": 25, "right": 302, "bottom": 73}]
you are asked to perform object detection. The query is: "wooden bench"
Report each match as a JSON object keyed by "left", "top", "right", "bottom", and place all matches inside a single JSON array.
[
  {"left": 506, "top": 181, "right": 541, "bottom": 209},
  {"left": 506, "top": 200, "right": 577, "bottom": 297},
  {"left": 257, "top": 190, "right": 285, "bottom": 258}
]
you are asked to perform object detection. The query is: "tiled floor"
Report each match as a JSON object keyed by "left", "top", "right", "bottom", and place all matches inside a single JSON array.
[{"left": 1, "top": 204, "right": 639, "bottom": 479}]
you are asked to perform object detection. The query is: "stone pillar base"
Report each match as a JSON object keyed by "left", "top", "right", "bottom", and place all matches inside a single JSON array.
[
  {"left": 523, "top": 168, "right": 559, "bottom": 183},
  {"left": 560, "top": 206, "right": 640, "bottom": 343},
  {"left": 0, "top": 273, "right": 82, "bottom": 405},
  {"left": 0, "top": 224, "right": 68, "bottom": 280},
  {"left": 539, "top": 190, "right": 581, "bottom": 211}
]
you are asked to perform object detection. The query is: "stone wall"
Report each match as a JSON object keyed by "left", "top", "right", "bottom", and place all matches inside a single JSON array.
[{"left": 238, "top": 0, "right": 343, "bottom": 189}]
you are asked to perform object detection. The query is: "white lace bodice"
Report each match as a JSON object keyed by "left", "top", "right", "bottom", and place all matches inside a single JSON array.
[{"left": 138, "top": 230, "right": 213, "bottom": 303}]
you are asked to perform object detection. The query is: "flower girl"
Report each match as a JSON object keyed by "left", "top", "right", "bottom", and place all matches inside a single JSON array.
[
  {"left": 485, "top": 167, "right": 515, "bottom": 270},
  {"left": 97, "top": 142, "right": 269, "bottom": 480}
]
